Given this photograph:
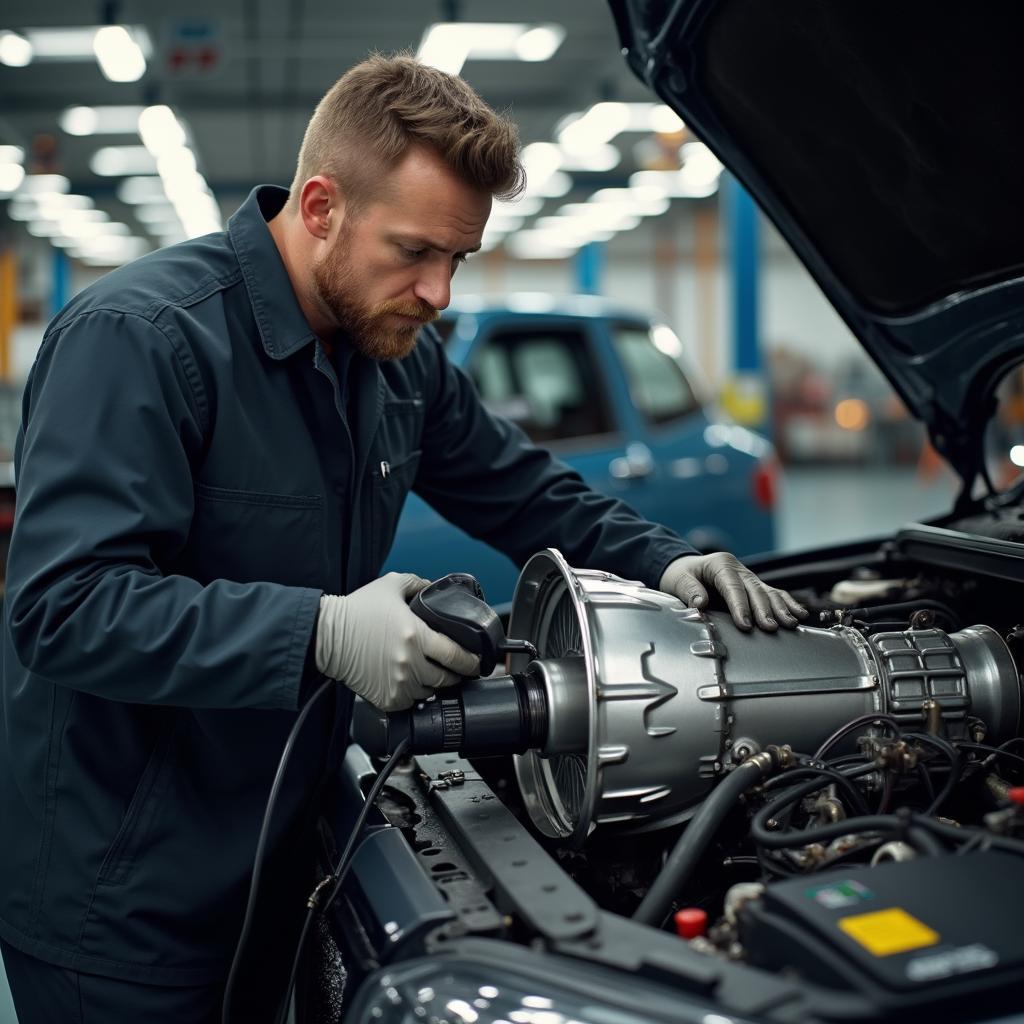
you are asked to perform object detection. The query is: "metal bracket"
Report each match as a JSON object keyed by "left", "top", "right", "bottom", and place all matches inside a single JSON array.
[{"left": 417, "top": 752, "right": 599, "bottom": 943}]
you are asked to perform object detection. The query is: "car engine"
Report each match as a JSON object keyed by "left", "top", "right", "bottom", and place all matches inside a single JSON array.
[{"left": 346, "top": 540, "right": 1024, "bottom": 1023}]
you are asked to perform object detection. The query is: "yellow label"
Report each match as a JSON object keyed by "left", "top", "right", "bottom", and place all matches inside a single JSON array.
[{"left": 838, "top": 907, "right": 940, "bottom": 957}]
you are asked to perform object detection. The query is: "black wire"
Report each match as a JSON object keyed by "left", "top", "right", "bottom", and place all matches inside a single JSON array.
[
  {"left": 956, "top": 742, "right": 1024, "bottom": 774},
  {"left": 876, "top": 770, "right": 894, "bottom": 814},
  {"left": 762, "top": 764, "right": 873, "bottom": 817},
  {"left": 751, "top": 773, "right": 904, "bottom": 850},
  {"left": 902, "top": 732, "right": 961, "bottom": 814},
  {"left": 842, "top": 599, "right": 961, "bottom": 630},
  {"left": 275, "top": 735, "right": 411, "bottom": 1024},
  {"left": 222, "top": 678, "right": 335, "bottom": 1024},
  {"left": 911, "top": 814, "right": 1024, "bottom": 857},
  {"left": 915, "top": 762, "right": 935, "bottom": 805},
  {"left": 813, "top": 714, "right": 903, "bottom": 761}
]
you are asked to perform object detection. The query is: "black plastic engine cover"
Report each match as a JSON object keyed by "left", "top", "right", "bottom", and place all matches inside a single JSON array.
[{"left": 739, "top": 850, "right": 1024, "bottom": 1018}]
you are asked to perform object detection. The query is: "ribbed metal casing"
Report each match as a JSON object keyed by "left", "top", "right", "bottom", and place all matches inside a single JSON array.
[{"left": 508, "top": 550, "right": 1020, "bottom": 846}]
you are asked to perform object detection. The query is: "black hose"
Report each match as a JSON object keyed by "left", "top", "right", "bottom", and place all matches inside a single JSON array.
[
  {"left": 813, "top": 713, "right": 903, "bottom": 761},
  {"left": 274, "top": 735, "right": 411, "bottom": 1024},
  {"left": 843, "top": 599, "right": 960, "bottom": 630},
  {"left": 911, "top": 815, "right": 1024, "bottom": 857},
  {"left": 632, "top": 758, "right": 775, "bottom": 926},
  {"left": 752, "top": 808, "right": 903, "bottom": 850},
  {"left": 223, "top": 678, "right": 335, "bottom": 1024},
  {"left": 765, "top": 763, "right": 873, "bottom": 818}
]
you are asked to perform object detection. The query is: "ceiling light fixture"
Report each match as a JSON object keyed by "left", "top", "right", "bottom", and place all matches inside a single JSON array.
[
  {"left": 417, "top": 23, "right": 564, "bottom": 76},
  {"left": 0, "top": 31, "right": 32, "bottom": 66},
  {"left": 558, "top": 102, "right": 685, "bottom": 154},
  {"left": 17, "top": 174, "right": 70, "bottom": 195},
  {"left": 20, "top": 25, "right": 151, "bottom": 60},
  {"left": 61, "top": 105, "right": 145, "bottom": 136},
  {"left": 91, "top": 146, "right": 158, "bottom": 176},
  {"left": 0, "top": 165, "right": 26, "bottom": 195},
  {"left": 93, "top": 25, "right": 147, "bottom": 82}
]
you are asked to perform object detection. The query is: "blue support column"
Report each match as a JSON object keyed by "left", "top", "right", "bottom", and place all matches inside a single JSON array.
[
  {"left": 51, "top": 247, "right": 70, "bottom": 318},
  {"left": 722, "top": 174, "right": 766, "bottom": 426},
  {"left": 574, "top": 241, "right": 605, "bottom": 295}
]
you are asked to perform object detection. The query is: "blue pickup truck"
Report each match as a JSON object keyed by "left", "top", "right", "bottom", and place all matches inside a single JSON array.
[{"left": 383, "top": 294, "right": 777, "bottom": 606}]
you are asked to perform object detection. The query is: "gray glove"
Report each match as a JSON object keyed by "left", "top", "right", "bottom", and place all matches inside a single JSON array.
[
  {"left": 315, "top": 572, "right": 481, "bottom": 711},
  {"left": 659, "top": 552, "right": 808, "bottom": 632}
]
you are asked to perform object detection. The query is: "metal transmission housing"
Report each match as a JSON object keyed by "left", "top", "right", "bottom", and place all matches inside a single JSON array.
[{"left": 509, "top": 550, "right": 1021, "bottom": 846}]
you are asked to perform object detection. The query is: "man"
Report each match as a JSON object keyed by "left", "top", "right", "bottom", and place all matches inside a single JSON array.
[{"left": 0, "top": 54, "right": 805, "bottom": 1022}]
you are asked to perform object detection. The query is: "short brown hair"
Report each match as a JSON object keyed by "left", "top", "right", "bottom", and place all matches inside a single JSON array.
[{"left": 290, "top": 53, "right": 526, "bottom": 209}]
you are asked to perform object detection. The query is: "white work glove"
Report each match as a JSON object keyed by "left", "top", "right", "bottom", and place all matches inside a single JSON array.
[
  {"left": 660, "top": 552, "right": 808, "bottom": 632},
  {"left": 315, "top": 572, "right": 481, "bottom": 711}
]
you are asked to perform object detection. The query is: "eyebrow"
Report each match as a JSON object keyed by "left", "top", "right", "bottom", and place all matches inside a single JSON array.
[{"left": 391, "top": 234, "right": 481, "bottom": 257}]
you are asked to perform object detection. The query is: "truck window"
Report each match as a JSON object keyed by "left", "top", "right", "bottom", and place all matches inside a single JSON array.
[
  {"left": 612, "top": 324, "right": 701, "bottom": 426},
  {"left": 468, "top": 328, "right": 615, "bottom": 444}
]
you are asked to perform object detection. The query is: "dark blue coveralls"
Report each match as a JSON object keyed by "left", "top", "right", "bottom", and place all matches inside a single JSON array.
[{"left": 0, "top": 186, "right": 695, "bottom": 1020}]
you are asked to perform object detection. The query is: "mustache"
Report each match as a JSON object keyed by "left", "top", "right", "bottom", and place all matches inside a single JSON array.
[{"left": 372, "top": 299, "right": 440, "bottom": 324}]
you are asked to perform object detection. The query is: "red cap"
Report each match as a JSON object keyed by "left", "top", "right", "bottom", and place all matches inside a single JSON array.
[
  {"left": 1007, "top": 787, "right": 1024, "bottom": 806},
  {"left": 674, "top": 907, "right": 708, "bottom": 939}
]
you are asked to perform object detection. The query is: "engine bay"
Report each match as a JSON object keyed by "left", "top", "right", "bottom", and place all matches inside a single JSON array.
[{"left": 340, "top": 529, "right": 1024, "bottom": 1023}]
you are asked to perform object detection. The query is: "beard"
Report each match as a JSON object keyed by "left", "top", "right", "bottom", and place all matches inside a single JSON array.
[{"left": 311, "top": 226, "right": 439, "bottom": 361}]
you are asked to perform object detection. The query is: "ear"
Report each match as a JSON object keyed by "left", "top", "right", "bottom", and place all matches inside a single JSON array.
[{"left": 297, "top": 175, "right": 345, "bottom": 241}]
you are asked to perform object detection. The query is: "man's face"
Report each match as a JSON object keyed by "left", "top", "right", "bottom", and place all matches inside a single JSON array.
[{"left": 312, "top": 146, "right": 491, "bottom": 360}]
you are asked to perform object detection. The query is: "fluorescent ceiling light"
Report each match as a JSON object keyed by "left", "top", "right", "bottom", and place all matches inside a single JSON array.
[
  {"left": 27, "top": 220, "right": 61, "bottom": 238},
  {"left": 521, "top": 142, "right": 562, "bottom": 180},
  {"left": 417, "top": 23, "right": 564, "bottom": 76},
  {"left": 138, "top": 106, "right": 187, "bottom": 155},
  {"left": 558, "top": 102, "right": 686, "bottom": 154},
  {"left": 533, "top": 217, "right": 615, "bottom": 244},
  {"left": 529, "top": 171, "right": 572, "bottom": 199},
  {"left": 494, "top": 196, "right": 543, "bottom": 218},
  {"left": 61, "top": 105, "right": 145, "bottom": 136},
  {"left": 519, "top": 146, "right": 573, "bottom": 199},
  {"left": 91, "top": 146, "right": 157, "bottom": 176},
  {"left": 556, "top": 143, "right": 620, "bottom": 173},
  {"left": 558, "top": 203, "right": 641, "bottom": 233},
  {"left": 117, "top": 176, "right": 166, "bottom": 204},
  {"left": 629, "top": 168, "right": 720, "bottom": 199},
  {"left": 24, "top": 25, "right": 151, "bottom": 60},
  {"left": 133, "top": 203, "right": 179, "bottom": 224},
  {"left": 505, "top": 230, "right": 578, "bottom": 260},
  {"left": 515, "top": 26, "right": 564, "bottom": 62},
  {"left": 485, "top": 215, "right": 523, "bottom": 233},
  {"left": 651, "top": 105, "right": 685, "bottom": 133},
  {"left": 679, "top": 141, "right": 723, "bottom": 192},
  {"left": 589, "top": 187, "right": 670, "bottom": 217},
  {"left": 93, "top": 26, "right": 147, "bottom": 82},
  {"left": 157, "top": 147, "right": 197, "bottom": 180},
  {"left": 17, "top": 174, "right": 70, "bottom": 195},
  {"left": 0, "top": 31, "right": 32, "bottom": 66},
  {"left": 0, "top": 164, "right": 25, "bottom": 195},
  {"left": 71, "top": 234, "right": 148, "bottom": 258}
]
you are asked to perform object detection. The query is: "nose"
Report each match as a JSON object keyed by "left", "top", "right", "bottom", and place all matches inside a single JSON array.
[{"left": 413, "top": 262, "right": 451, "bottom": 312}]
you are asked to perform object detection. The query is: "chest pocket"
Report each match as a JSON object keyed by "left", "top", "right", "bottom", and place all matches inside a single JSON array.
[
  {"left": 369, "top": 448, "right": 422, "bottom": 569},
  {"left": 188, "top": 484, "right": 324, "bottom": 589}
]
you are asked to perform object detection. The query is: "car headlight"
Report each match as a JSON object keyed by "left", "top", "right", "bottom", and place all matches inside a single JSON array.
[{"left": 345, "top": 948, "right": 748, "bottom": 1024}]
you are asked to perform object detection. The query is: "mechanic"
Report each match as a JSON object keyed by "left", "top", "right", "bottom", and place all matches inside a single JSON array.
[{"left": 0, "top": 54, "right": 807, "bottom": 1023}]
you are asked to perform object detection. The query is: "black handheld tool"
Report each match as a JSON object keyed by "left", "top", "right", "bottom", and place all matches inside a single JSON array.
[
  {"left": 408, "top": 572, "right": 506, "bottom": 675},
  {"left": 352, "top": 572, "right": 545, "bottom": 756}
]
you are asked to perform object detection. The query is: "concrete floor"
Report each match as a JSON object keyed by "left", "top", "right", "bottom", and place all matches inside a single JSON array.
[{"left": 0, "top": 464, "right": 962, "bottom": 1023}]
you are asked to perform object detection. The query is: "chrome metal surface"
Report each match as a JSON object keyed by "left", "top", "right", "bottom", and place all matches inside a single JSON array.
[{"left": 509, "top": 549, "right": 1021, "bottom": 846}]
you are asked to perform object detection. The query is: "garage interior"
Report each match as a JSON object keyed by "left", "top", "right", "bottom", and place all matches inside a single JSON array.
[{"left": 4, "top": 2, "right": 1014, "bottom": 1022}]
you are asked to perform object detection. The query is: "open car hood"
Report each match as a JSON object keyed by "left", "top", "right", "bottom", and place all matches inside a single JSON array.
[{"left": 609, "top": 0, "right": 1024, "bottom": 491}]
